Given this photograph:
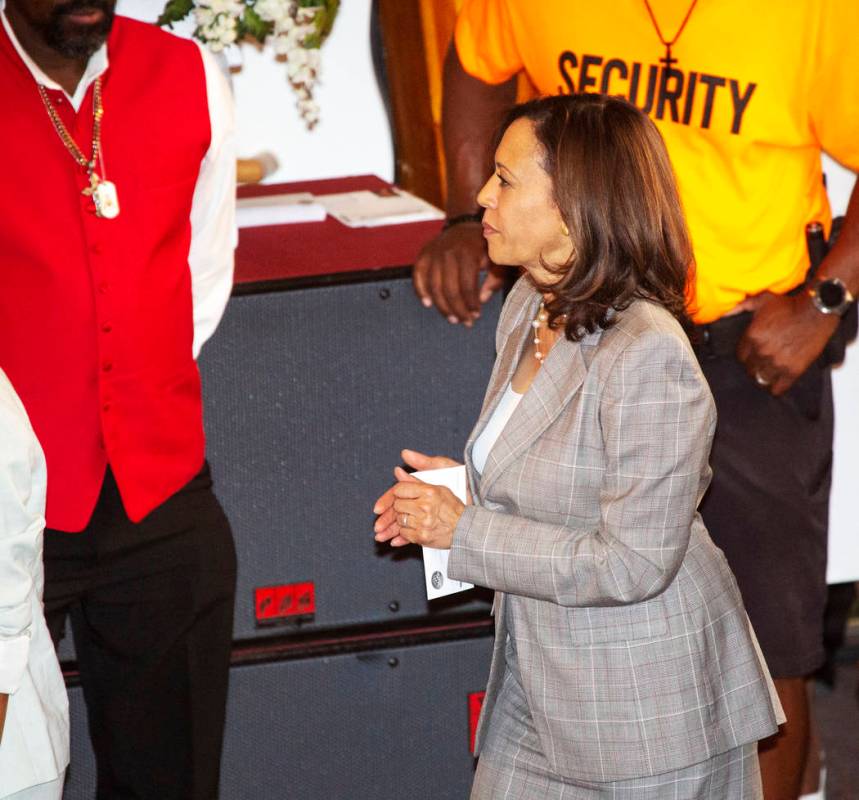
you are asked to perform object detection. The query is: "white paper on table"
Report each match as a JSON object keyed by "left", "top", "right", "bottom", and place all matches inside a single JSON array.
[
  {"left": 236, "top": 192, "right": 327, "bottom": 228},
  {"left": 318, "top": 188, "right": 444, "bottom": 228},
  {"left": 410, "top": 465, "right": 474, "bottom": 600}
]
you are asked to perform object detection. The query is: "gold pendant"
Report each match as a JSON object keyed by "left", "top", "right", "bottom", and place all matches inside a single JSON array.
[
  {"left": 81, "top": 172, "right": 120, "bottom": 219},
  {"left": 94, "top": 180, "right": 120, "bottom": 219}
]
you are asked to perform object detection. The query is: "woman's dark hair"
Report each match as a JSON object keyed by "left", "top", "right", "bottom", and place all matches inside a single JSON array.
[{"left": 495, "top": 93, "right": 695, "bottom": 338}]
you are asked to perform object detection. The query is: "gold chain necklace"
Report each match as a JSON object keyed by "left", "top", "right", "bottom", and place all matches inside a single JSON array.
[
  {"left": 38, "top": 77, "right": 120, "bottom": 219},
  {"left": 642, "top": 0, "right": 700, "bottom": 70}
]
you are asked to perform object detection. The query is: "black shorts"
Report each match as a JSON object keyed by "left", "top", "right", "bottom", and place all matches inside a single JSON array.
[{"left": 693, "top": 313, "right": 831, "bottom": 678}]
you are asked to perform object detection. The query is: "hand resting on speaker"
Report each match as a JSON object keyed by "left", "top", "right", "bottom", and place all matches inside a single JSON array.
[{"left": 373, "top": 449, "right": 468, "bottom": 549}]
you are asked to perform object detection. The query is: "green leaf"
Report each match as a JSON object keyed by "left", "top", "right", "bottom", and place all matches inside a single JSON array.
[
  {"left": 238, "top": 5, "right": 273, "bottom": 44},
  {"left": 156, "top": 0, "right": 194, "bottom": 27},
  {"left": 298, "top": 0, "right": 339, "bottom": 48},
  {"left": 317, "top": 0, "right": 340, "bottom": 38}
]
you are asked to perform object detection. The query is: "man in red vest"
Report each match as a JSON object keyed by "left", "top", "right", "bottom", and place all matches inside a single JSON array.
[{"left": 0, "top": 1, "right": 237, "bottom": 796}]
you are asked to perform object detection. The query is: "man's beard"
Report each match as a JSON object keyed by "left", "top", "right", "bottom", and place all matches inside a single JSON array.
[{"left": 44, "top": 0, "right": 115, "bottom": 60}]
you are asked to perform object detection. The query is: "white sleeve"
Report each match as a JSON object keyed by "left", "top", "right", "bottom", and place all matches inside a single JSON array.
[
  {"left": 189, "top": 42, "right": 238, "bottom": 360},
  {"left": 0, "top": 373, "right": 46, "bottom": 694}
]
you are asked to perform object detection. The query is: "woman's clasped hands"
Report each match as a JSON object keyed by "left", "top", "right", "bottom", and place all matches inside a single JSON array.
[{"left": 373, "top": 449, "right": 468, "bottom": 550}]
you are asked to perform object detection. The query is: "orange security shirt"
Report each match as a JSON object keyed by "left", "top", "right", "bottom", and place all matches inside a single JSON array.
[{"left": 455, "top": 0, "right": 859, "bottom": 322}]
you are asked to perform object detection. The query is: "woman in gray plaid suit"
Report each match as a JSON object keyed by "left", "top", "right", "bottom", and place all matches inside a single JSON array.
[{"left": 374, "top": 94, "right": 783, "bottom": 798}]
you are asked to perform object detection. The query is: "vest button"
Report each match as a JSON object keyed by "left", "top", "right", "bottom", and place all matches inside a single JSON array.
[
  {"left": 102, "top": 402, "right": 111, "bottom": 412},
  {"left": 102, "top": 323, "right": 112, "bottom": 333},
  {"left": 98, "top": 282, "right": 109, "bottom": 294},
  {"left": 102, "top": 362, "right": 112, "bottom": 373},
  {"left": 91, "top": 242, "right": 102, "bottom": 255}
]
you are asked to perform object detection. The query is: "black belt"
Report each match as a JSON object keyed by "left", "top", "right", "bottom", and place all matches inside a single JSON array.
[
  {"left": 691, "top": 312, "right": 753, "bottom": 360},
  {"left": 692, "top": 303, "right": 856, "bottom": 367}
]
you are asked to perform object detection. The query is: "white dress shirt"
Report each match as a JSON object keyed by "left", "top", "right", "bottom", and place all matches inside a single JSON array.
[
  {"left": 0, "top": 369, "right": 69, "bottom": 798},
  {"left": 0, "top": 4, "right": 237, "bottom": 358}
]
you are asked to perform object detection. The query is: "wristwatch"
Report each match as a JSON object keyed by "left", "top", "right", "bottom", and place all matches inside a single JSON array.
[{"left": 808, "top": 277, "right": 855, "bottom": 316}]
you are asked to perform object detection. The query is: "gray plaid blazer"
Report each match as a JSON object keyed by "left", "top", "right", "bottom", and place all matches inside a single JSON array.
[{"left": 448, "top": 277, "right": 781, "bottom": 783}]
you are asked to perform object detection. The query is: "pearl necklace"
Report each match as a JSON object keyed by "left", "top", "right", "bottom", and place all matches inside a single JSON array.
[
  {"left": 531, "top": 301, "right": 568, "bottom": 363},
  {"left": 531, "top": 302, "right": 550, "bottom": 363}
]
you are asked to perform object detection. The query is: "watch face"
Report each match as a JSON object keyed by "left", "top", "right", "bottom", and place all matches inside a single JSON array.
[{"left": 819, "top": 279, "right": 847, "bottom": 309}]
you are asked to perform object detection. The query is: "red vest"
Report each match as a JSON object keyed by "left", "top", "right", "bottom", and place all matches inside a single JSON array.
[{"left": 0, "top": 18, "right": 212, "bottom": 531}]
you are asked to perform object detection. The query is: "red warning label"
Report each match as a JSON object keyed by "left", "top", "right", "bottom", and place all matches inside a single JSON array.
[
  {"left": 468, "top": 691, "right": 486, "bottom": 755},
  {"left": 254, "top": 581, "right": 316, "bottom": 626}
]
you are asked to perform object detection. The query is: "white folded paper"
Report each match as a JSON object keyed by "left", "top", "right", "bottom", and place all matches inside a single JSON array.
[
  {"left": 410, "top": 465, "right": 473, "bottom": 600},
  {"left": 236, "top": 192, "right": 327, "bottom": 228},
  {"left": 318, "top": 188, "right": 444, "bottom": 228}
]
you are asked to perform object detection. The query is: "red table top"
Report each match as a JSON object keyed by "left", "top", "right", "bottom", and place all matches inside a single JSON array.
[{"left": 235, "top": 175, "right": 443, "bottom": 286}]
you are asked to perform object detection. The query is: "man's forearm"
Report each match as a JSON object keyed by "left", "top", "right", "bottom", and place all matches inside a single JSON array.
[
  {"left": 411, "top": 43, "right": 519, "bottom": 321},
  {"left": 441, "top": 43, "right": 517, "bottom": 216}
]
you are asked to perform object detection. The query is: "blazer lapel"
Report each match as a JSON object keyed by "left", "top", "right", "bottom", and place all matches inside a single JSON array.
[
  {"left": 479, "top": 334, "right": 587, "bottom": 499},
  {"left": 464, "top": 288, "right": 539, "bottom": 475}
]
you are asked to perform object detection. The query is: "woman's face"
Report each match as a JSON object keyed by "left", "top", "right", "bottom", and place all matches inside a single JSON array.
[{"left": 477, "top": 118, "right": 572, "bottom": 283}]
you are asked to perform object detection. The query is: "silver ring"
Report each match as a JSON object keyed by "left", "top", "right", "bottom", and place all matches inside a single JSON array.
[
  {"left": 400, "top": 513, "right": 409, "bottom": 528},
  {"left": 755, "top": 372, "right": 770, "bottom": 387}
]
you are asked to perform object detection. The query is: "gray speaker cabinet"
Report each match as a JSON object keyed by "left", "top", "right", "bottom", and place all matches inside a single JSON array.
[{"left": 199, "top": 274, "right": 500, "bottom": 641}]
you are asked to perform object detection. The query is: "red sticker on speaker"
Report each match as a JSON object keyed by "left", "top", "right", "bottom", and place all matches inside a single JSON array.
[
  {"left": 255, "top": 581, "right": 316, "bottom": 626},
  {"left": 468, "top": 691, "right": 485, "bottom": 755}
]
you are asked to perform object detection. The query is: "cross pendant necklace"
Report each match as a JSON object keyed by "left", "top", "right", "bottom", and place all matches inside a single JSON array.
[
  {"left": 643, "top": 0, "right": 700, "bottom": 69},
  {"left": 661, "top": 43, "right": 678, "bottom": 71}
]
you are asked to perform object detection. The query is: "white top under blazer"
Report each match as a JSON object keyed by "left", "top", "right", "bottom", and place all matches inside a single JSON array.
[{"left": 471, "top": 383, "right": 523, "bottom": 475}]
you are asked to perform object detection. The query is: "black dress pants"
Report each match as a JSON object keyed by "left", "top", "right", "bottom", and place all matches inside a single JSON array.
[
  {"left": 694, "top": 314, "right": 832, "bottom": 678},
  {"left": 44, "top": 464, "right": 237, "bottom": 800}
]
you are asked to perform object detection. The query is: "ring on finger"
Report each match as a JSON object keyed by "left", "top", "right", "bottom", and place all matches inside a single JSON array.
[{"left": 400, "top": 512, "right": 409, "bottom": 528}]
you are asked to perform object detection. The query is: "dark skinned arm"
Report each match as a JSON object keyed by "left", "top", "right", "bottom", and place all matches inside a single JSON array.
[
  {"left": 412, "top": 43, "right": 517, "bottom": 325},
  {"left": 738, "top": 180, "right": 859, "bottom": 395}
]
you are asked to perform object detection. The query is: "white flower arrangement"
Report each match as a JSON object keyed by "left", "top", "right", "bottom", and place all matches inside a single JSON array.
[{"left": 158, "top": 0, "right": 339, "bottom": 129}]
